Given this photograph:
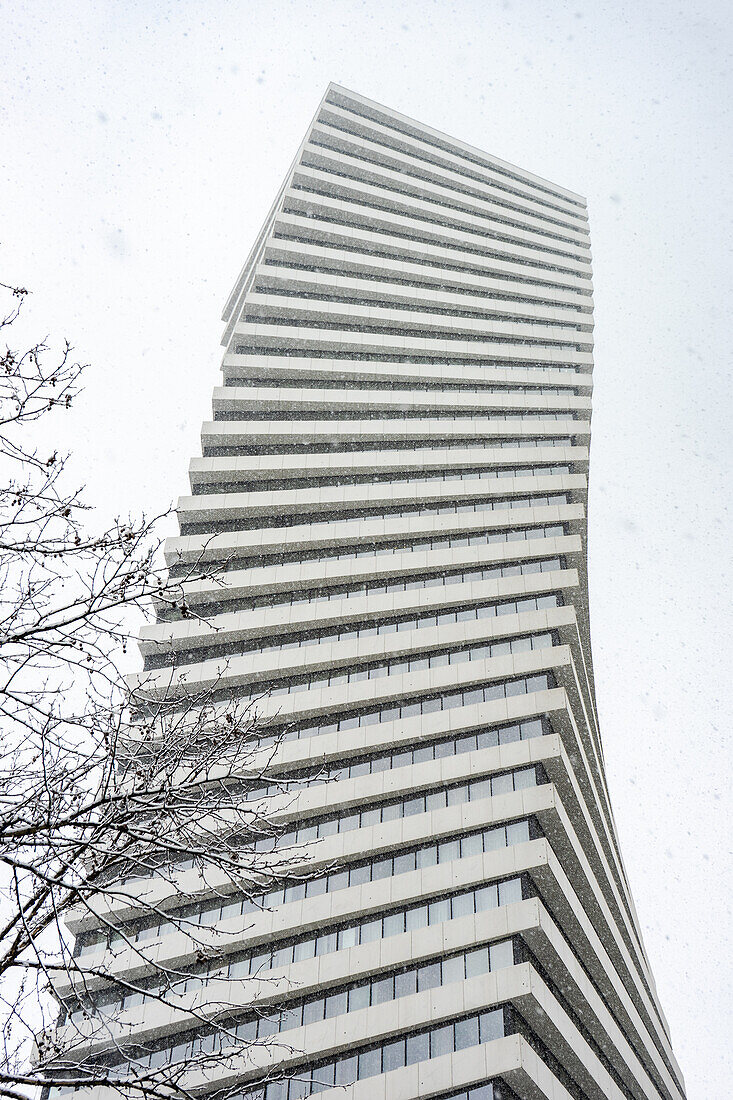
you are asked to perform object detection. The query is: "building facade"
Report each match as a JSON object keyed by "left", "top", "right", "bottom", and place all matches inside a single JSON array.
[{"left": 63, "top": 85, "right": 686, "bottom": 1100}]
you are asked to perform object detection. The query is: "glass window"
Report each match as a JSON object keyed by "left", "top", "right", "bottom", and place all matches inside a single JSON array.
[
  {"left": 513, "top": 767, "right": 536, "bottom": 790},
  {"left": 483, "top": 827, "right": 504, "bottom": 852},
  {"left": 406, "top": 1030, "right": 430, "bottom": 1065},
  {"left": 461, "top": 832, "right": 483, "bottom": 858},
  {"left": 506, "top": 820, "right": 530, "bottom": 846},
  {"left": 450, "top": 892, "right": 474, "bottom": 919},
  {"left": 381, "top": 1037, "right": 405, "bottom": 1073},
  {"left": 371, "top": 976, "right": 393, "bottom": 1005},
  {"left": 455, "top": 1015, "right": 479, "bottom": 1051},
  {"left": 475, "top": 884, "right": 498, "bottom": 911},
  {"left": 324, "top": 990, "right": 347, "bottom": 1019},
  {"left": 500, "top": 724, "right": 520, "bottom": 744},
  {"left": 490, "top": 939, "right": 515, "bottom": 970},
  {"left": 305, "top": 877, "right": 326, "bottom": 898},
  {"left": 372, "top": 858, "right": 392, "bottom": 880},
  {"left": 446, "top": 784, "right": 466, "bottom": 806},
  {"left": 383, "top": 911, "right": 405, "bottom": 938},
  {"left": 376, "top": 805, "right": 400, "bottom": 822},
  {"left": 498, "top": 878, "right": 523, "bottom": 906},
  {"left": 465, "top": 947, "right": 489, "bottom": 978},
  {"left": 406, "top": 904, "right": 428, "bottom": 931},
  {"left": 358, "top": 1048, "right": 381, "bottom": 1079},
  {"left": 393, "top": 852, "right": 416, "bottom": 875},
  {"left": 334, "top": 1055, "right": 358, "bottom": 1086},
  {"left": 360, "top": 918, "right": 382, "bottom": 943},
  {"left": 491, "top": 773, "right": 514, "bottom": 796},
  {"left": 326, "top": 869, "right": 347, "bottom": 892},
  {"left": 337, "top": 925, "right": 359, "bottom": 950},
  {"left": 348, "top": 984, "right": 370, "bottom": 1012},
  {"left": 479, "top": 1008, "right": 504, "bottom": 1043},
  {"left": 395, "top": 968, "right": 417, "bottom": 998},
  {"left": 293, "top": 939, "right": 315, "bottom": 962},
  {"left": 348, "top": 862, "right": 370, "bottom": 887},
  {"left": 477, "top": 728, "right": 499, "bottom": 749},
  {"left": 430, "top": 1023, "right": 453, "bottom": 1058},
  {"left": 417, "top": 961, "right": 441, "bottom": 991},
  {"left": 438, "top": 839, "right": 460, "bottom": 863},
  {"left": 442, "top": 954, "right": 465, "bottom": 984},
  {"left": 428, "top": 897, "right": 450, "bottom": 924},
  {"left": 272, "top": 946, "right": 291, "bottom": 968},
  {"left": 470, "top": 779, "right": 491, "bottom": 802},
  {"left": 316, "top": 931, "right": 337, "bottom": 956}
]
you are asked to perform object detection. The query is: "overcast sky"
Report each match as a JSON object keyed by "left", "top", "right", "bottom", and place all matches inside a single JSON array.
[{"left": 2, "top": 2, "right": 731, "bottom": 1095}]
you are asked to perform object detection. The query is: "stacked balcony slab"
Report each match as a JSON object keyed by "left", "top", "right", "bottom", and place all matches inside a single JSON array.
[{"left": 62, "top": 85, "right": 686, "bottom": 1100}]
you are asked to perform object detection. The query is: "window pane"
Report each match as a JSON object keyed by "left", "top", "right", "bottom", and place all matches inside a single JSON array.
[
  {"left": 348, "top": 863, "right": 370, "bottom": 887},
  {"left": 506, "top": 820, "right": 529, "bottom": 846},
  {"left": 465, "top": 947, "right": 489, "bottom": 978},
  {"left": 383, "top": 911, "right": 405, "bottom": 937},
  {"left": 470, "top": 778, "right": 491, "bottom": 801},
  {"left": 371, "top": 976, "right": 393, "bottom": 1005},
  {"left": 513, "top": 767, "right": 536, "bottom": 790},
  {"left": 348, "top": 983, "right": 370, "bottom": 1012},
  {"left": 417, "top": 962, "right": 441, "bottom": 992},
  {"left": 450, "top": 892, "right": 474, "bottom": 919},
  {"left": 416, "top": 845, "right": 438, "bottom": 869},
  {"left": 479, "top": 1008, "right": 504, "bottom": 1043},
  {"left": 372, "top": 858, "right": 392, "bottom": 880},
  {"left": 406, "top": 1031, "right": 430, "bottom": 1065},
  {"left": 475, "top": 884, "right": 498, "bottom": 911},
  {"left": 442, "top": 954, "right": 465, "bottom": 984},
  {"left": 428, "top": 898, "right": 450, "bottom": 924},
  {"left": 393, "top": 852, "right": 416, "bottom": 875},
  {"left": 455, "top": 1015, "right": 479, "bottom": 1051},
  {"left": 316, "top": 931, "right": 337, "bottom": 955},
  {"left": 489, "top": 939, "right": 515, "bottom": 971},
  {"left": 491, "top": 773, "right": 513, "bottom": 796},
  {"left": 381, "top": 1037, "right": 405, "bottom": 1073},
  {"left": 293, "top": 939, "right": 315, "bottom": 962},
  {"left": 477, "top": 727, "right": 499, "bottom": 749},
  {"left": 357, "top": 1047, "right": 381, "bottom": 1079},
  {"left": 302, "top": 999, "right": 324, "bottom": 1025},
  {"left": 337, "top": 925, "right": 359, "bottom": 950},
  {"left": 498, "top": 878, "right": 523, "bottom": 906},
  {"left": 446, "top": 784, "right": 466, "bottom": 806},
  {"left": 406, "top": 905, "right": 428, "bottom": 931},
  {"left": 324, "top": 990, "right": 347, "bottom": 1019},
  {"left": 461, "top": 832, "right": 483, "bottom": 858},
  {"left": 430, "top": 1023, "right": 453, "bottom": 1058},
  {"left": 438, "top": 839, "right": 460, "bottom": 863},
  {"left": 334, "top": 1055, "right": 358, "bottom": 1086},
  {"left": 483, "top": 827, "right": 504, "bottom": 852},
  {"left": 360, "top": 919, "right": 382, "bottom": 944},
  {"left": 395, "top": 968, "right": 417, "bottom": 998}
]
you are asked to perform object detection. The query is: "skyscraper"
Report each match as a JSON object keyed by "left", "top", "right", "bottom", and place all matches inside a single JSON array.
[{"left": 64, "top": 85, "right": 686, "bottom": 1100}]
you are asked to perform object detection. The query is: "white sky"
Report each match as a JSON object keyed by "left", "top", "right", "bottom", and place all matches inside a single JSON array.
[{"left": 2, "top": 1, "right": 731, "bottom": 1095}]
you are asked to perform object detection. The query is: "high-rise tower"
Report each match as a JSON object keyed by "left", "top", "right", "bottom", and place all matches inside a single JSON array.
[{"left": 61, "top": 85, "right": 686, "bottom": 1100}]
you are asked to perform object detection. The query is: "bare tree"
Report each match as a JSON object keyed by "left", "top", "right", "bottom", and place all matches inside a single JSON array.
[{"left": 0, "top": 283, "right": 314, "bottom": 1100}]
